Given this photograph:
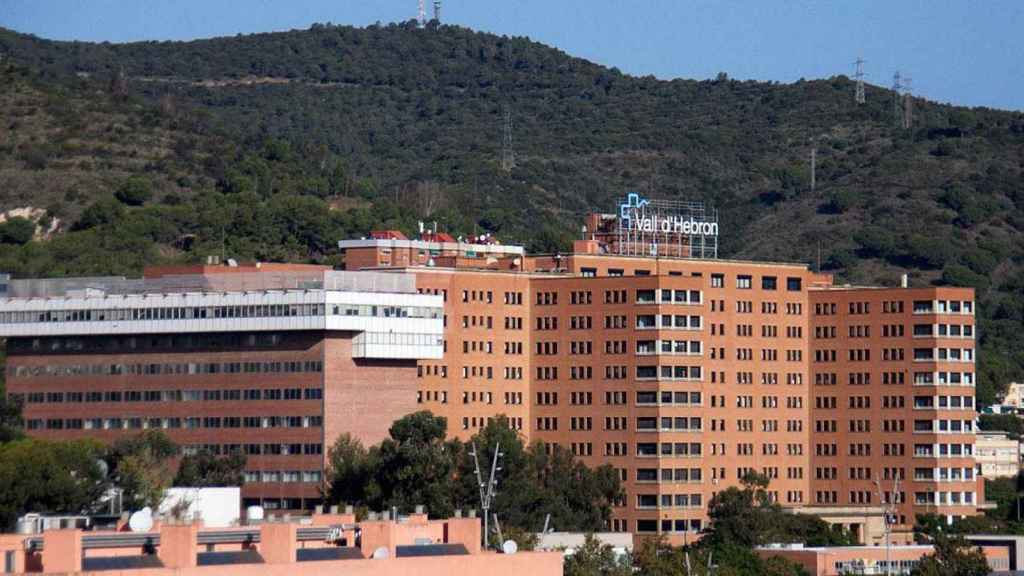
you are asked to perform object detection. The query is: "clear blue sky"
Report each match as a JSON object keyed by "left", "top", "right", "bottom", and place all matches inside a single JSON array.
[{"left": 3, "top": 0, "right": 1022, "bottom": 111}]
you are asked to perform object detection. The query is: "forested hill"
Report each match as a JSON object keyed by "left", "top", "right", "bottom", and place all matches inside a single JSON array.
[{"left": 1, "top": 21, "right": 1024, "bottom": 402}]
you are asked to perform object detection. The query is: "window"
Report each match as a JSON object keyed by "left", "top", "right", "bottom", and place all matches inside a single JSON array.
[
  {"left": 736, "top": 275, "right": 752, "bottom": 289},
  {"left": 786, "top": 277, "right": 802, "bottom": 291},
  {"left": 761, "top": 276, "right": 777, "bottom": 291},
  {"left": 711, "top": 274, "right": 724, "bottom": 288}
]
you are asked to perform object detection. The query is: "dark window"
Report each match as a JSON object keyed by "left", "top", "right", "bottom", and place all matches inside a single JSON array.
[
  {"left": 762, "top": 276, "right": 777, "bottom": 291},
  {"left": 786, "top": 277, "right": 802, "bottom": 291}
]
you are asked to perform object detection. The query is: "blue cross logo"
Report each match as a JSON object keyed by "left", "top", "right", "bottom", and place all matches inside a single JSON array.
[{"left": 620, "top": 192, "right": 649, "bottom": 220}]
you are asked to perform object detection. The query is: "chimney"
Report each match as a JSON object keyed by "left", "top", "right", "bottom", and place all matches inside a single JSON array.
[{"left": 900, "top": 274, "right": 908, "bottom": 288}]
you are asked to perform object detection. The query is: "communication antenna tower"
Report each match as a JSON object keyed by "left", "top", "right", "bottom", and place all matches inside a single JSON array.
[
  {"left": 891, "top": 72, "right": 903, "bottom": 126},
  {"left": 433, "top": 0, "right": 441, "bottom": 22},
  {"left": 854, "top": 57, "right": 866, "bottom": 104},
  {"left": 417, "top": 0, "right": 426, "bottom": 27},
  {"left": 874, "top": 474, "right": 901, "bottom": 576},
  {"left": 901, "top": 76, "right": 913, "bottom": 130},
  {"left": 469, "top": 442, "right": 503, "bottom": 549},
  {"left": 501, "top": 105, "right": 515, "bottom": 171},
  {"left": 809, "top": 137, "right": 817, "bottom": 193}
]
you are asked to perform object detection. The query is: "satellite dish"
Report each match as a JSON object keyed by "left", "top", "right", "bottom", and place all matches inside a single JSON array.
[
  {"left": 128, "top": 508, "right": 153, "bottom": 533},
  {"left": 501, "top": 540, "right": 518, "bottom": 555},
  {"left": 371, "top": 546, "right": 390, "bottom": 559}
]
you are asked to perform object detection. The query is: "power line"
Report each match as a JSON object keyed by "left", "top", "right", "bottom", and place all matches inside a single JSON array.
[
  {"left": 901, "top": 76, "right": 913, "bottom": 130},
  {"left": 891, "top": 72, "right": 903, "bottom": 127},
  {"left": 501, "top": 105, "right": 515, "bottom": 171},
  {"left": 854, "top": 56, "right": 866, "bottom": 104},
  {"left": 809, "top": 137, "right": 817, "bottom": 193}
]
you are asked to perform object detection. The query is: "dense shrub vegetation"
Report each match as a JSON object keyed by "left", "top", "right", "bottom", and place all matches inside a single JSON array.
[{"left": 1, "top": 22, "right": 1024, "bottom": 403}]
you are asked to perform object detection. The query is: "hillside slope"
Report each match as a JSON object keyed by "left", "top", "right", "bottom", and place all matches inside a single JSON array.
[{"left": 1, "top": 22, "right": 1023, "bottom": 402}]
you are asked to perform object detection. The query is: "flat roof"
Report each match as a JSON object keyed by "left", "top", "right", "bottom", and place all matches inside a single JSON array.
[
  {"left": 338, "top": 238, "right": 525, "bottom": 256},
  {"left": 0, "top": 270, "right": 420, "bottom": 299},
  {"left": 549, "top": 251, "right": 814, "bottom": 270},
  {"left": 758, "top": 544, "right": 933, "bottom": 552}
]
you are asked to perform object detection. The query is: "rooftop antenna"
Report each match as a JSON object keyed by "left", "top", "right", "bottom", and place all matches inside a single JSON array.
[
  {"left": 874, "top": 474, "right": 901, "bottom": 576},
  {"left": 469, "top": 442, "right": 503, "bottom": 550},
  {"left": 433, "top": 0, "right": 441, "bottom": 22},
  {"left": 854, "top": 56, "right": 866, "bottom": 104},
  {"left": 501, "top": 105, "right": 515, "bottom": 171},
  {"left": 417, "top": 0, "right": 426, "bottom": 27}
]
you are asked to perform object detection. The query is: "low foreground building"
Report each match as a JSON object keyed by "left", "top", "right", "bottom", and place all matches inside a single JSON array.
[
  {"left": 757, "top": 544, "right": 933, "bottom": 575},
  {"left": 0, "top": 509, "right": 561, "bottom": 575},
  {"left": 757, "top": 538, "right": 1016, "bottom": 576}
]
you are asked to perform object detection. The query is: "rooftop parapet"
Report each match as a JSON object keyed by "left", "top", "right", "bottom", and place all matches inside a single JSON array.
[{"left": 2, "top": 270, "right": 418, "bottom": 300}]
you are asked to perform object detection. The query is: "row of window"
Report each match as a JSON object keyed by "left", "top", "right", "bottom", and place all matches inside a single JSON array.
[
  {"left": 635, "top": 340, "right": 703, "bottom": 356},
  {"left": 635, "top": 519, "right": 703, "bottom": 534},
  {"left": 635, "top": 365, "right": 703, "bottom": 381},
  {"left": 912, "top": 467, "right": 976, "bottom": 482},
  {"left": 635, "top": 289, "right": 703, "bottom": 305},
  {"left": 727, "top": 274, "right": 802, "bottom": 292},
  {"left": 9, "top": 360, "right": 323, "bottom": 378},
  {"left": 635, "top": 467, "right": 705, "bottom": 483},
  {"left": 15, "top": 387, "right": 323, "bottom": 404},
  {"left": 0, "top": 302, "right": 440, "bottom": 324},
  {"left": 9, "top": 333, "right": 304, "bottom": 354},
  {"left": 242, "top": 470, "right": 323, "bottom": 484},
  {"left": 915, "top": 491, "right": 976, "bottom": 505},
  {"left": 635, "top": 391, "right": 703, "bottom": 406},
  {"left": 635, "top": 314, "right": 703, "bottom": 330},
  {"left": 25, "top": 415, "right": 322, "bottom": 430},
  {"left": 636, "top": 493, "right": 704, "bottom": 508},
  {"left": 912, "top": 395, "right": 976, "bottom": 410},
  {"left": 180, "top": 443, "right": 322, "bottom": 456}
]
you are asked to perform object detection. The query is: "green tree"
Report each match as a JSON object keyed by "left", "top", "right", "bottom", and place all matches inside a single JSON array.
[
  {"left": 0, "top": 438, "right": 109, "bottom": 530},
  {"left": 371, "top": 411, "right": 462, "bottom": 516},
  {"left": 325, "top": 413, "right": 621, "bottom": 538},
  {"left": 0, "top": 395, "right": 23, "bottom": 444},
  {"left": 73, "top": 197, "right": 126, "bottom": 230},
  {"left": 705, "top": 472, "right": 853, "bottom": 549},
  {"left": 108, "top": 430, "right": 178, "bottom": 510},
  {"left": 0, "top": 354, "right": 24, "bottom": 444},
  {"left": 978, "top": 414, "right": 1024, "bottom": 439},
  {"left": 910, "top": 535, "right": 989, "bottom": 576},
  {"left": 114, "top": 176, "right": 154, "bottom": 206},
  {"left": 456, "top": 416, "right": 622, "bottom": 534},
  {"left": 564, "top": 534, "right": 633, "bottom": 576},
  {"left": 0, "top": 217, "right": 36, "bottom": 245},
  {"left": 173, "top": 449, "right": 246, "bottom": 487},
  {"left": 324, "top": 433, "right": 375, "bottom": 506}
]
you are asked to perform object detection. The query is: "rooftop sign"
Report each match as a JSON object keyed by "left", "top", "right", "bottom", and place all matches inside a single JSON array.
[{"left": 615, "top": 193, "right": 718, "bottom": 259}]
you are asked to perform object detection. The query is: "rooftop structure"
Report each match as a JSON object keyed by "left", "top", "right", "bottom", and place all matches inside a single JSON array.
[
  {"left": 0, "top": 510, "right": 561, "bottom": 575},
  {"left": 756, "top": 543, "right": 935, "bottom": 576}
]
